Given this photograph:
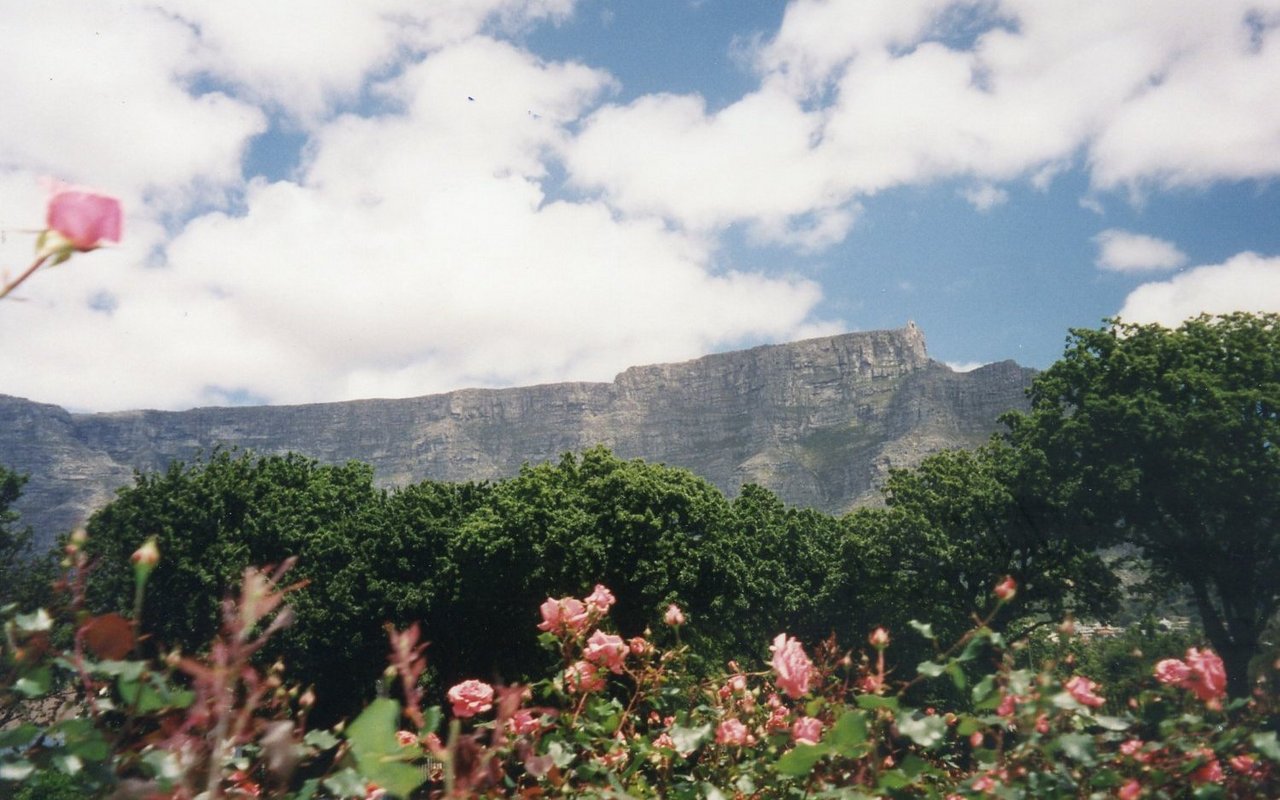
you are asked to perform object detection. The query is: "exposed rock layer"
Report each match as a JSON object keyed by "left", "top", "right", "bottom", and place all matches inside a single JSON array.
[{"left": 1, "top": 325, "right": 1034, "bottom": 547}]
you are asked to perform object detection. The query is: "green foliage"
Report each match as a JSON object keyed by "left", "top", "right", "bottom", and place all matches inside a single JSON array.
[
  {"left": 1005, "top": 312, "right": 1280, "bottom": 695},
  {"left": 0, "top": 465, "right": 38, "bottom": 607}
]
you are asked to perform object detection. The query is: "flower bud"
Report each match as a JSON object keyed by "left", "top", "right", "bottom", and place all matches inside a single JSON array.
[
  {"left": 868, "top": 627, "right": 890, "bottom": 649},
  {"left": 993, "top": 576, "right": 1017, "bottom": 602}
]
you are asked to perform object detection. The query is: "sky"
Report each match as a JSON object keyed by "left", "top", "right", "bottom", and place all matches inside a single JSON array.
[{"left": 2, "top": 0, "right": 1279, "bottom": 412}]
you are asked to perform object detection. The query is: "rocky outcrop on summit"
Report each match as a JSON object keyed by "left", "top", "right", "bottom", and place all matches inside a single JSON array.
[{"left": 1, "top": 325, "right": 1034, "bottom": 548}]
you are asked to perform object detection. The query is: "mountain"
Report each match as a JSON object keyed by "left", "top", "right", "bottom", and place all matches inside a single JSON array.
[{"left": 1, "top": 324, "right": 1034, "bottom": 549}]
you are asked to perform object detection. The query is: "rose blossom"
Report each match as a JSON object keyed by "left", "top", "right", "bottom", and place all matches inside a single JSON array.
[
  {"left": 447, "top": 679, "right": 494, "bottom": 718},
  {"left": 509, "top": 709, "right": 542, "bottom": 735},
  {"left": 868, "top": 627, "right": 890, "bottom": 649},
  {"left": 396, "top": 730, "right": 418, "bottom": 747},
  {"left": 537, "top": 596, "right": 590, "bottom": 636},
  {"left": 1154, "top": 658, "right": 1192, "bottom": 686},
  {"left": 770, "top": 633, "right": 815, "bottom": 699},
  {"left": 584, "top": 630, "right": 628, "bottom": 673},
  {"left": 46, "top": 185, "right": 123, "bottom": 252},
  {"left": 1117, "top": 779, "right": 1142, "bottom": 800},
  {"left": 1064, "top": 675, "right": 1105, "bottom": 708},
  {"left": 585, "top": 584, "right": 616, "bottom": 614},
  {"left": 628, "top": 636, "right": 650, "bottom": 655},
  {"left": 1184, "top": 648, "right": 1227, "bottom": 706},
  {"left": 1191, "top": 749, "right": 1223, "bottom": 784},
  {"left": 565, "top": 660, "right": 605, "bottom": 693},
  {"left": 663, "top": 603, "right": 686, "bottom": 626},
  {"left": 715, "top": 718, "right": 749, "bottom": 746},
  {"left": 791, "top": 716, "right": 823, "bottom": 745}
]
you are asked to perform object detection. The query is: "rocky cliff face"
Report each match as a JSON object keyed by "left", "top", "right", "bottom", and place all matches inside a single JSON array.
[{"left": 1, "top": 325, "right": 1034, "bottom": 548}]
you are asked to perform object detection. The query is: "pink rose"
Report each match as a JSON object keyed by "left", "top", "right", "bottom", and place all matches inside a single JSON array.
[
  {"left": 1154, "top": 658, "right": 1192, "bottom": 686},
  {"left": 715, "top": 718, "right": 749, "bottom": 746},
  {"left": 1064, "top": 675, "right": 1105, "bottom": 708},
  {"left": 537, "top": 596, "right": 589, "bottom": 636},
  {"left": 770, "top": 633, "right": 815, "bottom": 699},
  {"left": 1117, "top": 779, "right": 1142, "bottom": 800},
  {"left": 396, "top": 730, "right": 418, "bottom": 747},
  {"left": 868, "top": 627, "right": 890, "bottom": 649},
  {"left": 727, "top": 673, "right": 747, "bottom": 693},
  {"left": 46, "top": 185, "right": 122, "bottom": 252},
  {"left": 447, "top": 679, "right": 494, "bottom": 718},
  {"left": 993, "top": 576, "right": 1017, "bottom": 602},
  {"left": 628, "top": 636, "right": 650, "bottom": 655},
  {"left": 565, "top": 660, "right": 605, "bottom": 693},
  {"left": 584, "top": 630, "right": 628, "bottom": 673},
  {"left": 1229, "top": 754, "right": 1259, "bottom": 776},
  {"left": 791, "top": 716, "right": 823, "bottom": 745},
  {"left": 1184, "top": 648, "right": 1226, "bottom": 707},
  {"left": 585, "top": 584, "right": 616, "bottom": 614},
  {"left": 653, "top": 731, "right": 675, "bottom": 750},
  {"left": 663, "top": 603, "right": 685, "bottom": 626},
  {"left": 509, "top": 708, "right": 542, "bottom": 735},
  {"left": 1191, "top": 749, "right": 1223, "bottom": 784}
]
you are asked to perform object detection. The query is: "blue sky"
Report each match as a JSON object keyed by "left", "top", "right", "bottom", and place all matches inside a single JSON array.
[{"left": 2, "top": 1, "right": 1279, "bottom": 411}]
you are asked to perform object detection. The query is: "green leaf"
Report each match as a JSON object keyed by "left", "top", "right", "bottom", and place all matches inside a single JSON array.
[
  {"left": 670, "top": 723, "right": 711, "bottom": 756},
  {"left": 1087, "top": 715, "right": 1131, "bottom": 732},
  {"left": 0, "top": 760, "right": 34, "bottom": 781},
  {"left": 701, "top": 782, "right": 728, "bottom": 800},
  {"left": 14, "top": 667, "right": 50, "bottom": 698},
  {"left": 897, "top": 713, "right": 947, "bottom": 748},
  {"left": 945, "top": 661, "right": 967, "bottom": 690},
  {"left": 1056, "top": 733, "right": 1097, "bottom": 765},
  {"left": 1252, "top": 731, "right": 1280, "bottom": 763},
  {"left": 775, "top": 743, "right": 829, "bottom": 777},
  {"left": 421, "top": 705, "right": 442, "bottom": 735},
  {"left": 141, "top": 749, "right": 184, "bottom": 784},
  {"left": 907, "top": 619, "right": 935, "bottom": 639},
  {"left": 345, "top": 698, "right": 425, "bottom": 799},
  {"left": 916, "top": 660, "right": 945, "bottom": 678},
  {"left": 304, "top": 729, "right": 341, "bottom": 750},
  {"left": 14, "top": 608, "right": 52, "bottom": 632},
  {"left": 0, "top": 724, "right": 38, "bottom": 749},
  {"left": 971, "top": 675, "right": 995, "bottom": 704},
  {"left": 855, "top": 694, "right": 899, "bottom": 711},
  {"left": 323, "top": 768, "right": 372, "bottom": 798},
  {"left": 825, "top": 710, "right": 869, "bottom": 757},
  {"left": 876, "top": 769, "right": 911, "bottom": 790}
]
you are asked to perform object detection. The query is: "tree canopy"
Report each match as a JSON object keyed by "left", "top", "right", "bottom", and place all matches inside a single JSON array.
[{"left": 1004, "top": 312, "right": 1280, "bottom": 695}]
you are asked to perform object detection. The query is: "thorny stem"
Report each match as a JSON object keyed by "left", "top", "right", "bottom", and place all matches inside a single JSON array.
[{"left": 0, "top": 253, "right": 51, "bottom": 301}]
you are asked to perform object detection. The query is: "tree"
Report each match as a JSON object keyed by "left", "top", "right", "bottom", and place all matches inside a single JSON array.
[
  {"left": 1005, "top": 313, "right": 1280, "bottom": 695},
  {"left": 851, "top": 441, "right": 1118, "bottom": 651},
  {"left": 0, "top": 466, "right": 38, "bottom": 606}
]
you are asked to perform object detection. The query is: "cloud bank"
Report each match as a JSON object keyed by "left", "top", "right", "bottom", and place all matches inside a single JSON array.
[{"left": 2, "top": 0, "right": 1279, "bottom": 410}]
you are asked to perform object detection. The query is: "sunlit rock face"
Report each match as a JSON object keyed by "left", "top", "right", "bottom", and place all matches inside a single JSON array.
[{"left": 1, "top": 324, "right": 1033, "bottom": 548}]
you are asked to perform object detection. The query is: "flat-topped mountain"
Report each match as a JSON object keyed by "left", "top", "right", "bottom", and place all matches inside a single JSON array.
[{"left": 1, "top": 324, "right": 1034, "bottom": 548}]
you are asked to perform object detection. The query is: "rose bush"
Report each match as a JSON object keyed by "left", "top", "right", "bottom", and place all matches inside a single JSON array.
[{"left": 4, "top": 541, "right": 1280, "bottom": 798}]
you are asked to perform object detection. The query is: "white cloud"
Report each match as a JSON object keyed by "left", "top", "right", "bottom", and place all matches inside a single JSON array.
[
  {"left": 946, "top": 360, "right": 988, "bottom": 372},
  {"left": 1093, "top": 229, "right": 1188, "bottom": 272},
  {"left": 563, "top": 0, "right": 1280, "bottom": 242},
  {"left": 0, "top": 26, "right": 835, "bottom": 411},
  {"left": 1117, "top": 252, "right": 1280, "bottom": 325},
  {"left": 960, "top": 184, "right": 1008, "bottom": 211}
]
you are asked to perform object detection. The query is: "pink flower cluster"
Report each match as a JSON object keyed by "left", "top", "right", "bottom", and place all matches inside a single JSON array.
[
  {"left": 1154, "top": 647, "right": 1227, "bottom": 708},
  {"left": 1064, "top": 675, "right": 1106, "bottom": 708},
  {"left": 769, "top": 633, "right": 815, "bottom": 699},
  {"left": 537, "top": 583, "right": 617, "bottom": 637}
]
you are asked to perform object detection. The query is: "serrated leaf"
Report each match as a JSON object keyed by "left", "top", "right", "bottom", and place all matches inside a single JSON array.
[
  {"left": 775, "top": 743, "right": 829, "bottom": 777},
  {"left": 897, "top": 713, "right": 947, "bottom": 748}
]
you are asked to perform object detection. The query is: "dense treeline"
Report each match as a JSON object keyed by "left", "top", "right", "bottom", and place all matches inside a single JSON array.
[
  {"left": 77, "top": 442, "right": 1110, "bottom": 723},
  {"left": 9, "top": 312, "right": 1280, "bottom": 721}
]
